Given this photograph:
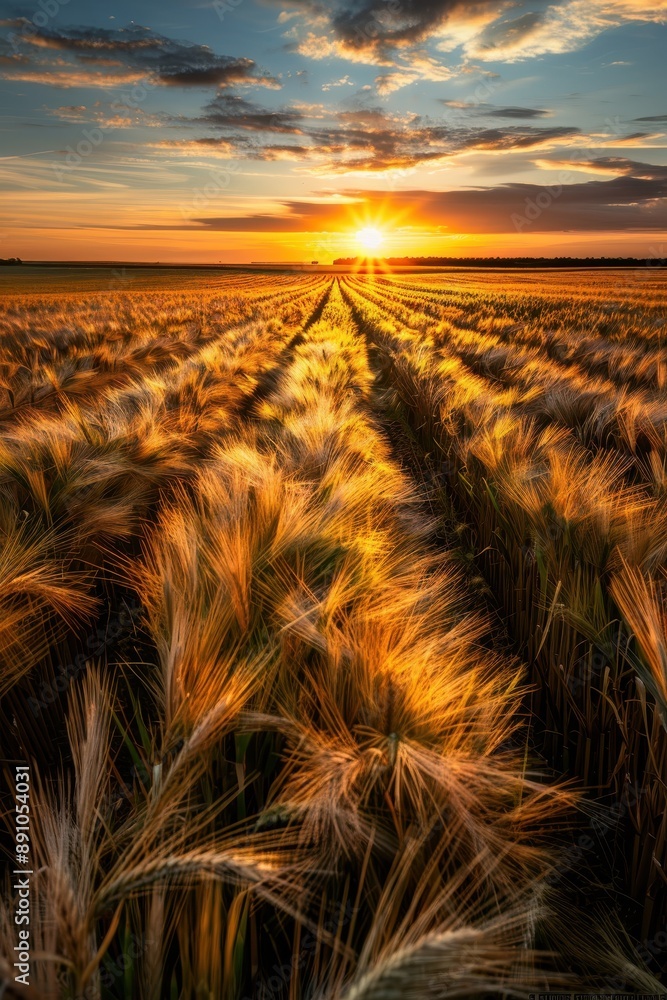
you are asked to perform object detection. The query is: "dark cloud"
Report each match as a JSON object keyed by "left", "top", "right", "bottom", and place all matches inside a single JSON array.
[
  {"left": 274, "top": 0, "right": 535, "bottom": 62},
  {"left": 271, "top": 0, "right": 546, "bottom": 68},
  {"left": 472, "top": 8, "right": 546, "bottom": 56},
  {"left": 311, "top": 119, "right": 578, "bottom": 170},
  {"left": 156, "top": 60, "right": 262, "bottom": 88},
  {"left": 191, "top": 97, "right": 581, "bottom": 170},
  {"left": 633, "top": 113, "right": 667, "bottom": 123},
  {"left": 564, "top": 157, "right": 667, "bottom": 178},
  {"left": 456, "top": 125, "right": 578, "bottom": 149},
  {"left": 190, "top": 166, "right": 667, "bottom": 232},
  {"left": 329, "top": 0, "right": 469, "bottom": 51},
  {"left": 198, "top": 93, "right": 304, "bottom": 133},
  {"left": 442, "top": 101, "right": 552, "bottom": 119},
  {"left": 273, "top": 0, "right": 667, "bottom": 75},
  {"left": 487, "top": 107, "right": 551, "bottom": 119},
  {"left": 0, "top": 21, "right": 279, "bottom": 88}
]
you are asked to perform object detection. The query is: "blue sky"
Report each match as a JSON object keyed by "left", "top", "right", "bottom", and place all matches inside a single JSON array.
[{"left": 1, "top": 0, "right": 666, "bottom": 260}]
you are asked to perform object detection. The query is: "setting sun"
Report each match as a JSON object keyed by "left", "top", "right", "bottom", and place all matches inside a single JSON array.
[{"left": 356, "top": 227, "right": 385, "bottom": 254}]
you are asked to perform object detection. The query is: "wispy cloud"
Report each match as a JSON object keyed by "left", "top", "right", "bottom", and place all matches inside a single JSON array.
[
  {"left": 322, "top": 74, "right": 355, "bottom": 91},
  {"left": 534, "top": 156, "right": 667, "bottom": 178},
  {"left": 44, "top": 102, "right": 167, "bottom": 128}
]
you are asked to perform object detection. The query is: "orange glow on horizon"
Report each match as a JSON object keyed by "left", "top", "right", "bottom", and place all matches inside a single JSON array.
[{"left": 2, "top": 190, "right": 665, "bottom": 266}]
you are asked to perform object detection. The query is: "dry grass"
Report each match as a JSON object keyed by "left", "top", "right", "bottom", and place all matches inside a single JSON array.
[{"left": 1, "top": 269, "right": 666, "bottom": 996}]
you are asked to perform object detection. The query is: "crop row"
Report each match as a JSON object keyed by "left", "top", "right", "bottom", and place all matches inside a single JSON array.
[
  {"left": 343, "top": 273, "right": 667, "bottom": 951},
  {"left": 0, "top": 278, "right": 572, "bottom": 997}
]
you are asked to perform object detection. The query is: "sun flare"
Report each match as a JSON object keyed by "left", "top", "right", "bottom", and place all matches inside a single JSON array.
[{"left": 356, "top": 226, "right": 385, "bottom": 253}]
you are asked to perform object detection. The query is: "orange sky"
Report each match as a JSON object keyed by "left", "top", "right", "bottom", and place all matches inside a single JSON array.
[
  {"left": 5, "top": 225, "right": 667, "bottom": 264},
  {"left": 1, "top": 1, "right": 666, "bottom": 262}
]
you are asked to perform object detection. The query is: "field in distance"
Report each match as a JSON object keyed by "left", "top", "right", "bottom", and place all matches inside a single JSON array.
[
  {"left": 5, "top": 260, "right": 660, "bottom": 294},
  {"left": 1, "top": 267, "right": 666, "bottom": 997},
  {"left": 0, "top": 262, "right": 454, "bottom": 294}
]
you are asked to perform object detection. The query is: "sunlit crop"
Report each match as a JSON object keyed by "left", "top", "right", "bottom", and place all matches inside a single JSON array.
[{"left": 1, "top": 267, "right": 666, "bottom": 997}]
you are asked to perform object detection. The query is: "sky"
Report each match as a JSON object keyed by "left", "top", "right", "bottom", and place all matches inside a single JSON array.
[{"left": 0, "top": 0, "right": 666, "bottom": 262}]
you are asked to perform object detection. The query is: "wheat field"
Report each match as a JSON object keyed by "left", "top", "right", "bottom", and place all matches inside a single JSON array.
[{"left": 1, "top": 268, "right": 666, "bottom": 998}]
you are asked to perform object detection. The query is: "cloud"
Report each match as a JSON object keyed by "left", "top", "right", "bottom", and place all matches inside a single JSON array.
[
  {"left": 186, "top": 92, "right": 585, "bottom": 172},
  {"left": 198, "top": 93, "right": 304, "bottom": 133},
  {"left": 322, "top": 74, "right": 355, "bottom": 90},
  {"left": 324, "top": 0, "right": 499, "bottom": 55},
  {"left": 442, "top": 101, "right": 552, "bottom": 119},
  {"left": 44, "top": 101, "right": 166, "bottom": 128},
  {"left": 375, "top": 52, "right": 454, "bottom": 93},
  {"left": 459, "top": 1, "right": 667, "bottom": 62},
  {"left": 321, "top": 117, "right": 580, "bottom": 172},
  {"left": 271, "top": 0, "right": 667, "bottom": 87},
  {"left": 193, "top": 197, "right": 362, "bottom": 231},
  {"left": 534, "top": 156, "right": 667, "bottom": 178},
  {"left": 604, "top": 130, "right": 665, "bottom": 146},
  {"left": 374, "top": 70, "right": 420, "bottom": 95},
  {"left": 464, "top": 125, "right": 579, "bottom": 150},
  {"left": 188, "top": 164, "right": 667, "bottom": 232},
  {"left": 148, "top": 138, "right": 238, "bottom": 157},
  {"left": 0, "top": 21, "right": 279, "bottom": 89},
  {"left": 255, "top": 144, "right": 315, "bottom": 160},
  {"left": 2, "top": 67, "right": 143, "bottom": 89},
  {"left": 46, "top": 104, "right": 88, "bottom": 122}
]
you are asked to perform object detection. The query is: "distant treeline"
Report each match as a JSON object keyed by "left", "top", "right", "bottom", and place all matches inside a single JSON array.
[
  {"left": 0, "top": 257, "right": 22, "bottom": 265},
  {"left": 333, "top": 255, "right": 667, "bottom": 268}
]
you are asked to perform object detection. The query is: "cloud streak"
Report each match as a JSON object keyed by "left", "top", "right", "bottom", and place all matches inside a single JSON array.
[
  {"left": 187, "top": 164, "right": 667, "bottom": 232},
  {"left": 441, "top": 101, "right": 552, "bottom": 119}
]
